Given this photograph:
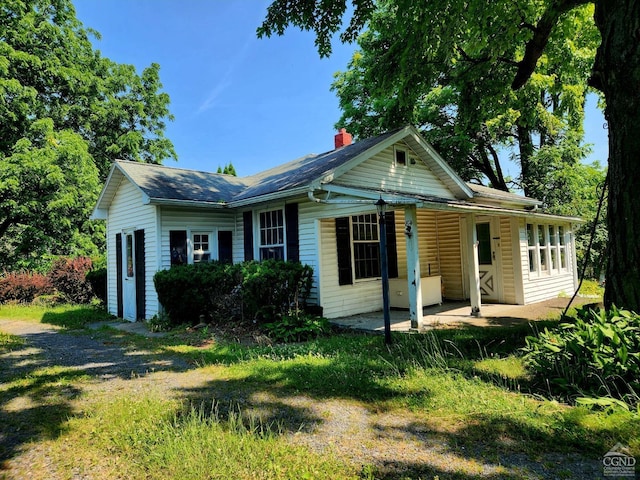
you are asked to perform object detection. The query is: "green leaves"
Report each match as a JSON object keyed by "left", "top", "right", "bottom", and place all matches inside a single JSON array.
[
  {"left": 0, "top": 0, "right": 176, "bottom": 270},
  {"left": 522, "top": 305, "right": 640, "bottom": 409}
]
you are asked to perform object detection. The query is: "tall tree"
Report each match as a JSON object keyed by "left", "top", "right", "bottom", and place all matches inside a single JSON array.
[
  {"left": 258, "top": 0, "right": 639, "bottom": 311},
  {"left": 0, "top": 0, "right": 176, "bottom": 269},
  {"left": 329, "top": 3, "right": 597, "bottom": 198}
]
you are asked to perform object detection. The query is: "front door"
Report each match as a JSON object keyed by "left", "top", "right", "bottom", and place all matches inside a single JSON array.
[
  {"left": 476, "top": 220, "right": 500, "bottom": 302},
  {"left": 122, "top": 232, "right": 136, "bottom": 321}
]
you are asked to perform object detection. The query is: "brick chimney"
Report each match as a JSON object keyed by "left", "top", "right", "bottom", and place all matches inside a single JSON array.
[{"left": 334, "top": 128, "right": 352, "bottom": 149}]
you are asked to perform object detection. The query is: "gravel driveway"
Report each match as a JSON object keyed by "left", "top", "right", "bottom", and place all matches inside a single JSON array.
[{"left": 0, "top": 318, "right": 607, "bottom": 480}]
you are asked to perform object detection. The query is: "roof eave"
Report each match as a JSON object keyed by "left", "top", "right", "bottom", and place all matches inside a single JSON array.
[
  {"left": 148, "top": 198, "right": 228, "bottom": 208},
  {"left": 228, "top": 185, "right": 311, "bottom": 208}
]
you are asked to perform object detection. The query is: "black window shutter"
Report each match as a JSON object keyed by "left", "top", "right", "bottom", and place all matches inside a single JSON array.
[
  {"left": 218, "top": 230, "right": 233, "bottom": 263},
  {"left": 335, "top": 217, "right": 353, "bottom": 285},
  {"left": 385, "top": 211, "right": 399, "bottom": 279},
  {"left": 134, "top": 229, "right": 146, "bottom": 320},
  {"left": 170, "top": 230, "right": 187, "bottom": 266},
  {"left": 115, "top": 233, "right": 123, "bottom": 318},
  {"left": 285, "top": 203, "right": 299, "bottom": 262},
  {"left": 243, "top": 211, "right": 254, "bottom": 261}
]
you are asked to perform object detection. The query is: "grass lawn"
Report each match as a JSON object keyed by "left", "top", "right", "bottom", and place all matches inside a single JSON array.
[{"left": 1, "top": 303, "right": 638, "bottom": 479}]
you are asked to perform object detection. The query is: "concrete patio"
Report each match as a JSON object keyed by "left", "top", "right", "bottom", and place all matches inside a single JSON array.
[{"left": 330, "top": 296, "right": 599, "bottom": 332}]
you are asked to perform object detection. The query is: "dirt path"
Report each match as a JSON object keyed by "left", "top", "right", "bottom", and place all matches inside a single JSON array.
[{"left": 0, "top": 319, "right": 605, "bottom": 480}]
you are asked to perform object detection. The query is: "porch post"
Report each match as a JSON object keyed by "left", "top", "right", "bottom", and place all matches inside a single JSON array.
[
  {"left": 466, "top": 214, "right": 482, "bottom": 317},
  {"left": 404, "top": 205, "right": 423, "bottom": 329}
]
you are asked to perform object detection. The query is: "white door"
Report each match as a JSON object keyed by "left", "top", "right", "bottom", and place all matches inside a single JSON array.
[
  {"left": 476, "top": 220, "right": 500, "bottom": 302},
  {"left": 122, "top": 232, "right": 136, "bottom": 321}
]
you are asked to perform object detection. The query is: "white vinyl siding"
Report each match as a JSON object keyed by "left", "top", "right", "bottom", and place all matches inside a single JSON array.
[
  {"left": 159, "top": 208, "right": 236, "bottom": 269},
  {"left": 335, "top": 144, "right": 456, "bottom": 200},
  {"left": 105, "top": 180, "right": 158, "bottom": 319}
]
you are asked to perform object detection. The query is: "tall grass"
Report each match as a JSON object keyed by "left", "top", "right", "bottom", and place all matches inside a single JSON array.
[{"left": 59, "top": 395, "right": 359, "bottom": 480}]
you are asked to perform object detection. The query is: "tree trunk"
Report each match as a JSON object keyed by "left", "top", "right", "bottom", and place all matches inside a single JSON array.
[
  {"left": 517, "top": 124, "right": 536, "bottom": 198},
  {"left": 591, "top": 0, "right": 640, "bottom": 311}
]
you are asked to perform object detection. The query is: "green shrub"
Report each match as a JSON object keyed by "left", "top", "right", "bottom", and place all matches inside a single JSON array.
[
  {"left": 241, "top": 260, "right": 313, "bottom": 322},
  {"left": 522, "top": 305, "right": 640, "bottom": 406},
  {"left": 263, "top": 313, "right": 330, "bottom": 343},
  {"left": 0, "top": 271, "right": 53, "bottom": 303},
  {"left": 86, "top": 267, "right": 107, "bottom": 304},
  {"left": 48, "top": 257, "right": 94, "bottom": 304},
  {"left": 154, "top": 261, "right": 241, "bottom": 325},
  {"left": 154, "top": 260, "right": 314, "bottom": 327}
]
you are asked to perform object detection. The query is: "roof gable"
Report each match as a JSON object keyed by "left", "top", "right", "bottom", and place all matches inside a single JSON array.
[{"left": 92, "top": 126, "right": 542, "bottom": 218}]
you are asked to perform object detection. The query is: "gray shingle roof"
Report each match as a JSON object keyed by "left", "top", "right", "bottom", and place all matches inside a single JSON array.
[
  {"left": 114, "top": 129, "right": 402, "bottom": 205},
  {"left": 116, "top": 161, "right": 247, "bottom": 204}
]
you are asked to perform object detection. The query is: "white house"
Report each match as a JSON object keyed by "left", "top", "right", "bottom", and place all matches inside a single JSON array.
[{"left": 91, "top": 126, "right": 581, "bottom": 326}]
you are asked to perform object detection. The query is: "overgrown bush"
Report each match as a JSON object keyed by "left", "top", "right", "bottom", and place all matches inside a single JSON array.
[
  {"left": 0, "top": 272, "right": 53, "bottom": 303},
  {"left": 522, "top": 305, "right": 640, "bottom": 407},
  {"left": 48, "top": 257, "right": 94, "bottom": 304},
  {"left": 241, "top": 260, "right": 313, "bottom": 323},
  {"left": 86, "top": 267, "right": 107, "bottom": 304},
  {"left": 153, "top": 260, "right": 313, "bottom": 327},
  {"left": 154, "top": 261, "right": 243, "bottom": 325},
  {"left": 263, "top": 313, "right": 330, "bottom": 343}
]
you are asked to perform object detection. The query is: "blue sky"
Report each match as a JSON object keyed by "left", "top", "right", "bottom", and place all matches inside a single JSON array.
[{"left": 73, "top": 0, "right": 608, "bottom": 178}]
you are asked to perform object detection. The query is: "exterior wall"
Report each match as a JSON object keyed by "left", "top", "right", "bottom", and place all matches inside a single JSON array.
[
  {"left": 158, "top": 207, "right": 236, "bottom": 270},
  {"left": 335, "top": 144, "right": 457, "bottom": 200},
  {"left": 106, "top": 180, "right": 158, "bottom": 319},
  {"left": 517, "top": 218, "right": 577, "bottom": 304},
  {"left": 435, "top": 212, "right": 465, "bottom": 300},
  {"left": 499, "top": 217, "right": 518, "bottom": 304}
]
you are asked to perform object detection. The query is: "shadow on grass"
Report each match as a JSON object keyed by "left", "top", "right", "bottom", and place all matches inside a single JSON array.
[{"left": 0, "top": 321, "right": 192, "bottom": 468}]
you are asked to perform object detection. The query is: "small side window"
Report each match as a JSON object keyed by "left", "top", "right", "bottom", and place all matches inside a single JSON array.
[{"left": 395, "top": 147, "right": 407, "bottom": 167}]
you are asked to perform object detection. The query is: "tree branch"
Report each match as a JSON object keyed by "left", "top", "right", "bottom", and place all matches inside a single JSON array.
[{"left": 512, "top": 0, "right": 590, "bottom": 89}]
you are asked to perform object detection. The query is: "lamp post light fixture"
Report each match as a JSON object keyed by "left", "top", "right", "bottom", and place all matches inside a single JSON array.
[{"left": 376, "top": 197, "right": 392, "bottom": 345}]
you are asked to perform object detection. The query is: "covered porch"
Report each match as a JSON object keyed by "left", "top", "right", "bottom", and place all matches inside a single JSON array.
[{"left": 329, "top": 297, "right": 593, "bottom": 333}]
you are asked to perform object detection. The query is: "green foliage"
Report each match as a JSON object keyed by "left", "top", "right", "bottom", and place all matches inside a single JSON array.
[
  {"left": 0, "top": 271, "right": 53, "bottom": 303},
  {"left": 325, "top": 2, "right": 598, "bottom": 197},
  {"left": 48, "top": 256, "right": 94, "bottom": 304},
  {"left": 85, "top": 267, "right": 107, "bottom": 304},
  {"left": 154, "top": 261, "right": 243, "bottom": 325},
  {"left": 240, "top": 260, "right": 313, "bottom": 322},
  {"left": 154, "top": 260, "right": 314, "bottom": 327},
  {"left": 217, "top": 162, "right": 237, "bottom": 176},
  {"left": 523, "top": 305, "right": 640, "bottom": 407},
  {"left": 263, "top": 313, "right": 331, "bottom": 343},
  {"left": 0, "top": 0, "right": 176, "bottom": 270}
]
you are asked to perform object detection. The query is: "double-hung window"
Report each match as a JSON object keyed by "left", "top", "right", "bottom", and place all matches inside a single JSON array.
[
  {"left": 192, "top": 233, "right": 211, "bottom": 263},
  {"left": 259, "top": 209, "right": 285, "bottom": 260},
  {"left": 351, "top": 214, "right": 381, "bottom": 279}
]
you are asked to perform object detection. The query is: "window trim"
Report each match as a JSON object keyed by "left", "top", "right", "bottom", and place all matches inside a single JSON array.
[
  {"left": 192, "top": 231, "right": 212, "bottom": 263},
  {"left": 526, "top": 222, "right": 569, "bottom": 278},
  {"left": 394, "top": 146, "right": 408, "bottom": 168},
  {"left": 350, "top": 213, "right": 381, "bottom": 281},
  {"left": 257, "top": 208, "right": 286, "bottom": 261}
]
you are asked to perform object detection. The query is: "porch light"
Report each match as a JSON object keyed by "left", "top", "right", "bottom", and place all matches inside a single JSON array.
[{"left": 376, "top": 197, "right": 392, "bottom": 345}]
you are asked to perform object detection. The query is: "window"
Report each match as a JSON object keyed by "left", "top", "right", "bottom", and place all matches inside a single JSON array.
[
  {"left": 259, "top": 209, "right": 285, "bottom": 260},
  {"left": 352, "top": 214, "right": 381, "bottom": 279},
  {"left": 558, "top": 226, "right": 567, "bottom": 269},
  {"left": 394, "top": 147, "right": 407, "bottom": 167},
  {"left": 192, "top": 233, "right": 211, "bottom": 263},
  {"left": 527, "top": 223, "right": 569, "bottom": 275},
  {"left": 527, "top": 224, "right": 537, "bottom": 272},
  {"left": 476, "top": 223, "right": 492, "bottom": 265},
  {"left": 335, "top": 213, "right": 398, "bottom": 285},
  {"left": 125, "top": 233, "right": 134, "bottom": 277}
]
